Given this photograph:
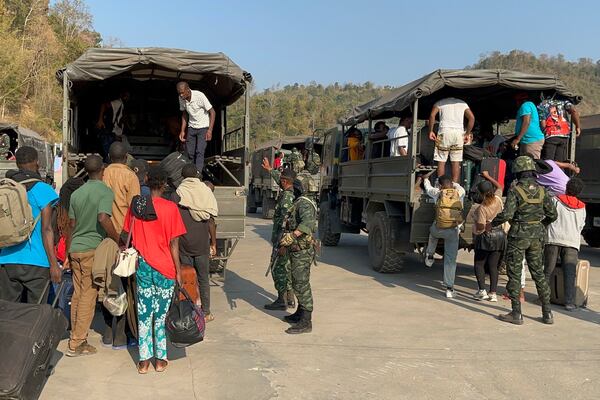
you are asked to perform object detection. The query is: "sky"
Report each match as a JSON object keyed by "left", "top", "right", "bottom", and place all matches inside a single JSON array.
[{"left": 86, "top": 0, "right": 600, "bottom": 91}]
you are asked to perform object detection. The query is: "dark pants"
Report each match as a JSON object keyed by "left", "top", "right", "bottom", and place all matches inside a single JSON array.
[
  {"left": 544, "top": 244, "right": 578, "bottom": 305},
  {"left": 541, "top": 136, "right": 569, "bottom": 162},
  {"left": 186, "top": 127, "right": 208, "bottom": 171},
  {"left": 0, "top": 264, "right": 50, "bottom": 303},
  {"left": 473, "top": 249, "right": 502, "bottom": 293},
  {"left": 181, "top": 254, "right": 210, "bottom": 314}
]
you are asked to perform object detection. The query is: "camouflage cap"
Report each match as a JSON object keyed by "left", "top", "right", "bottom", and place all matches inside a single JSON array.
[
  {"left": 280, "top": 168, "right": 296, "bottom": 181},
  {"left": 512, "top": 155, "right": 537, "bottom": 173}
]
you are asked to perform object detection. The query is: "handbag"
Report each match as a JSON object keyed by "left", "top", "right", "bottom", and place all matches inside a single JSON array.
[
  {"left": 113, "top": 216, "right": 139, "bottom": 278},
  {"left": 102, "top": 279, "right": 128, "bottom": 316},
  {"left": 166, "top": 285, "right": 205, "bottom": 348}
]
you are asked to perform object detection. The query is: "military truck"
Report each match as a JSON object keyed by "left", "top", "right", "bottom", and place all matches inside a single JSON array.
[
  {"left": 57, "top": 47, "right": 252, "bottom": 279},
  {"left": 0, "top": 122, "right": 54, "bottom": 182},
  {"left": 248, "top": 135, "right": 322, "bottom": 218},
  {"left": 577, "top": 114, "right": 600, "bottom": 247},
  {"left": 319, "top": 69, "right": 581, "bottom": 272}
]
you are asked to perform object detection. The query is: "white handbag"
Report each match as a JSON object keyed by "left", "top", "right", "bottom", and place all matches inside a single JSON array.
[{"left": 113, "top": 216, "right": 138, "bottom": 278}]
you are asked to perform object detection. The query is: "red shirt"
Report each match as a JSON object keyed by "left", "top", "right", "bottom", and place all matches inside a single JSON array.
[
  {"left": 273, "top": 156, "right": 282, "bottom": 169},
  {"left": 123, "top": 197, "right": 186, "bottom": 279}
]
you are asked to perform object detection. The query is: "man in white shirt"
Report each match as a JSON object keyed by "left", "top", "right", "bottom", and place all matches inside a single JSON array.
[
  {"left": 177, "top": 81, "right": 216, "bottom": 171},
  {"left": 388, "top": 116, "right": 412, "bottom": 157},
  {"left": 428, "top": 97, "right": 475, "bottom": 183},
  {"left": 96, "top": 90, "right": 130, "bottom": 160}
]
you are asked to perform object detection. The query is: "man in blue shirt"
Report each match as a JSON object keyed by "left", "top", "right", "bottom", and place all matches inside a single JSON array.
[
  {"left": 511, "top": 93, "right": 545, "bottom": 159},
  {"left": 0, "top": 146, "right": 60, "bottom": 303}
]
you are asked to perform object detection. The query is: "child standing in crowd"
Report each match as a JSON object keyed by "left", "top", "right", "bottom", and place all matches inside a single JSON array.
[
  {"left": 123, "top": 166, "right": 186, "bottom": 374},
  {"left": 423, "top": 174, "right": 465, "bottom": 298},
  {"left": 472, "top": 172, "right": 506, "bottom": 302},
  {"left": 544, "top": 178, "right": 586, "bottom": 311}
]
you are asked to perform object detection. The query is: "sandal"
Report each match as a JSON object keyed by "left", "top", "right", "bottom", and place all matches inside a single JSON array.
[
  {"left": 155, "top": 359, "right": 168, "bottom": 373},
  {"left": 204, "top": 313, "right": 215, "bottom": 323},
  {"left": 137, "top": 360, "right": 151, "bottom": 374}
]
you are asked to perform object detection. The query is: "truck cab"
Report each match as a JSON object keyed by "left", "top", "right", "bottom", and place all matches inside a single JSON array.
[{"left": 578, "top": 114, "right": 600, "bottom": 247}]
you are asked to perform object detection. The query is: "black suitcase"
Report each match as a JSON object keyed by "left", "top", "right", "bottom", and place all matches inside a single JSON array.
[
  {"left": 159, "top": 151, "right": 190, "bottom": 189},
  {"left": 0, "top": 281, "right": 67, "bottom": 400}
]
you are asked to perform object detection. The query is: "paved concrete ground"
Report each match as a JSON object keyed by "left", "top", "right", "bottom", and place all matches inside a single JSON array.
[{"left": 42, "top": 215, "right": 600, "bottom": 400}]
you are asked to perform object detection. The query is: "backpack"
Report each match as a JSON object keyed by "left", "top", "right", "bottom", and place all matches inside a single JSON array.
[
  {"left": 435, "top": 188, "right": 463, "bottom": 229},
  {"left": 0, "top": 178, "right": 41, "bottom": 248}
]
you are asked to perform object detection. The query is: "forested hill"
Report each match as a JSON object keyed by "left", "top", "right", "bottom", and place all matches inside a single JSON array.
[{"left": 240, "top": 50, "right": 600, "bottom": 146}]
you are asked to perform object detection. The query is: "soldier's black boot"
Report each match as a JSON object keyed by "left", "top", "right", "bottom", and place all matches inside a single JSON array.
[
  {"left": 283, "top": 306, "right": 302, "bottom": 323},
  {"left": 498, "top": 302, "right": 523, "bottom": 325},
  {"left": 542, "top": 304, "right": 554, "bottom": 325},
  {"left": 286, "top": 290, "right": 296, "bottom": 308},
  {"left": 264, "top": 292, "right": 287, "bottom": 310},
  {"left": 286, "top": 310, "right": 312, "bottom": 334}
]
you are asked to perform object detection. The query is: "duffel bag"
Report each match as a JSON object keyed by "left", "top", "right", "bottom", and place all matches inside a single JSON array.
[{"left": 166, "top": 285, "right": 205, "bottom": 348}]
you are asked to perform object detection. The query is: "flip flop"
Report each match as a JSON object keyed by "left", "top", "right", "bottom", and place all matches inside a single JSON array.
[{"left": 155, "top": 359, "right": 168, "bottom": 373}]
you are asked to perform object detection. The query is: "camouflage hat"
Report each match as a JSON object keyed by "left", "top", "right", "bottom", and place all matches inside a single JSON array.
[
  {"left": 512, "top": 156, "right": 537, "bottom": 173},
  {"left": 280, "top": 168, "right": 296, "bottom": 181}
]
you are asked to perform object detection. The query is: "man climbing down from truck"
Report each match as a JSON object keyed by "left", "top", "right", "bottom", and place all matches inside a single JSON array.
[
  {"left": 261, "top": 158, "right": 296, "bottom": 310},
  {"left": 543, "top": 177, "right": 586, "bottom": 312},
  {"left": 423, "top": 173, "right": 465, "bottom": 298},
  {"left": 177, "top": 81, "right": 216, "bottom": 173},
  {"left": 428, "top": 98, "right": 475, "bottom": 183},
  {"left": 491, "top": 156, "right": 557, "bottom": 325}
]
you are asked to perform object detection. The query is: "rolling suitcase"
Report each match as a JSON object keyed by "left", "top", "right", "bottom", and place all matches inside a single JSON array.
[
  {"left": 178, "top": 264, "right": 201, "bottom": 306},
  {"left": 0, "top": 281, "right": 67, "bottom": 400},
  {"left": 549, "top": 259, "right": 590, "bottom": 307}
]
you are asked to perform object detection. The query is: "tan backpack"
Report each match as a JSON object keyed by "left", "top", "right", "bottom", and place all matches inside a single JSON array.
[
  {"left": 0, "top": 178, "right": 41, "bottom": 248},
  {"left": 436, "top": 188, "right": 463, "bottom": 229}
]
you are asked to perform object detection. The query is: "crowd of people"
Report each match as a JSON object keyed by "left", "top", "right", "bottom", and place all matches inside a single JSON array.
[
  {"left": 0, "top": 139, "right": 219, "bottom": 373},
  {"left": 413, "top": 93, "right": 586, "bottom": 324}
]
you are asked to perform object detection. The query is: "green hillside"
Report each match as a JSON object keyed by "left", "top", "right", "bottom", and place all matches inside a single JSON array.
[{"left": 238, "top": 50, "right": 600, "bottom": 145}]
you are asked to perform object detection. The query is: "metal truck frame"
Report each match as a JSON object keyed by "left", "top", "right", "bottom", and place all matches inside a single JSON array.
[
  {"left": 319, "top": 69, "right": 581, "bottom": 273},
  {"left": 57, "top": 47, "right": 252, "bottom": 280}
]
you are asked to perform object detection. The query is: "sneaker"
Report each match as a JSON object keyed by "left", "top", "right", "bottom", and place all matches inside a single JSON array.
[
  {"left": 488, "top": 293, "right": 498, "bottom": 302},
  {"left": 565, "top": 304, "right": 578, "bottom": 312},
  {"left": 445, "top": 289, "right": 455, "bottom": 298},
  {"left": 424, "top": 254, "right": 434, "bottom": 267},
  {"left": 473, "top": 289, "right": 489, "bottom": 301}
]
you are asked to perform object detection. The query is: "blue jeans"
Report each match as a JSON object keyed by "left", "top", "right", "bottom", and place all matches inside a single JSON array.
[
  {"left": 426, "top": 223, "right": 460, "bottom": 289},
  {"left": 136, "top": 258, "right": 175, "bottom": 361},
  {"left": 186, "top": 127, "right": 208, "bottom": 171}
]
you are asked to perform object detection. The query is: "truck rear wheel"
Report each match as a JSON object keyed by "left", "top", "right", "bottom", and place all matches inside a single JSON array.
[
  {"left": 583, "top": 229, "right": 600, "bottom": 248},
  {"left": 368, "top": 211, "right": 403, "bottom": 273},
  {"left": 261, "top": 197, "right": 276, "bottom": 219},
  {"left": 319, "top": 202, "right": 340, "bottom": 246}
]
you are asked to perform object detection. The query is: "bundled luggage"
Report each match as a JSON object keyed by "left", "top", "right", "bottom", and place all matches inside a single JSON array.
[
  {"left": 0, "top": 282, "right": 67, "bottom": 400},
  {"left": 160, "top": 151, "right": 190, "bottom": 189}
]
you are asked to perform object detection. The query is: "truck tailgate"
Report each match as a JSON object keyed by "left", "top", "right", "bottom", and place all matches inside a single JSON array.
[{"left": 214, "top": 186, "right": 246, "bottom": 239}]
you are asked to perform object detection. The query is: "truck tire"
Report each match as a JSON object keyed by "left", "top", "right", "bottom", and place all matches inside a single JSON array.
[
  {"left": 262, "top": 197, "right": 276, "bottom": 219},
  {"left": 583, "top": 229, "right": 600, "bottom": 248},
  {"left": 319, "top": 202, "right": 340, "bottom": 246},
  {"left": 368, "top": 211, "right": 403, "bottom": 273}
]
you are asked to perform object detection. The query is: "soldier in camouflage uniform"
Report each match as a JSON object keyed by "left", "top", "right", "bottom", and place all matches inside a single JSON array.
[
  {"left": 304, "top": 138, "right": 321, "bottom": 174},
  {"left": 288, "top": 147, "right": 304, "bottom": 173},
  {"left": 280, "top": 178, "right": 317, "bottom": 334},
  {"left": 261, "top": 158, "right": 296, "bottom": 310},
  {"left": 491, "top": 156, "right": 557, "bottom": 325}
]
